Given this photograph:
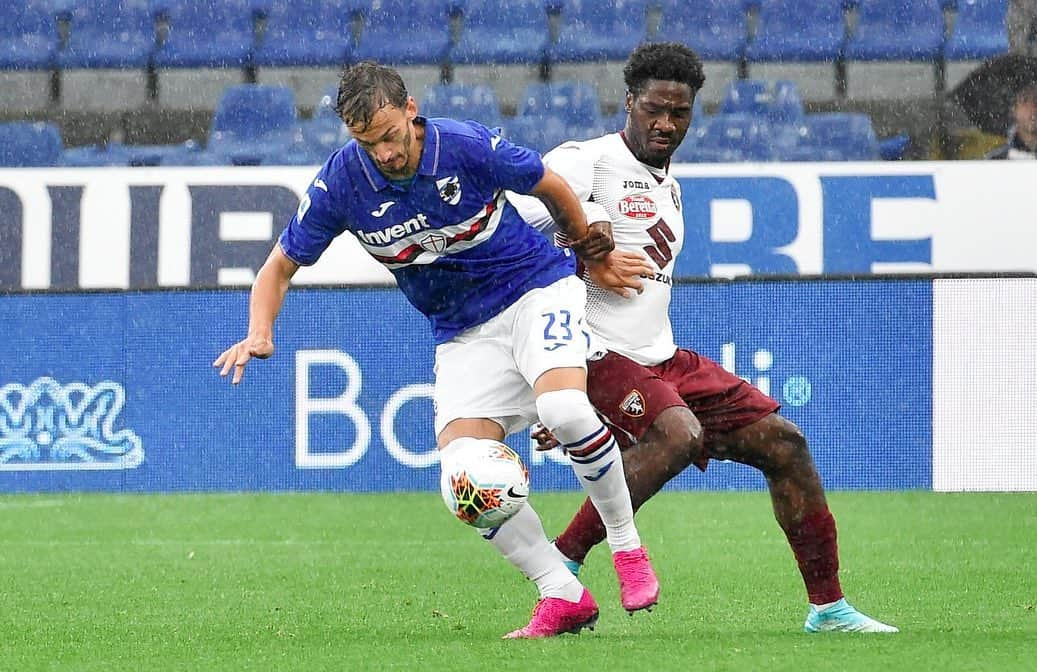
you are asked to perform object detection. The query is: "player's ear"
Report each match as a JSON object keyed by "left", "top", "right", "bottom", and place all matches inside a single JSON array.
[
  {"left": 405, "top": 96, "right": 418, "bottom": 120},
  {"left": 625, "top": 90, "right": 634, "bottom": 113}
]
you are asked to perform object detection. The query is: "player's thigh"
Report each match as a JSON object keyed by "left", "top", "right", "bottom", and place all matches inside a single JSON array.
[
  {"left": 586, "top": 351, "right": 687, "bottom": 448},
  {"left": 433, "top": 334, "right": 536, "bottom": 439},
  {"left": 512, "top": 276, "right": 597, "bottom": 388},
  {"left": 666, "top": 349, "right": 780, "bottom": 439}
]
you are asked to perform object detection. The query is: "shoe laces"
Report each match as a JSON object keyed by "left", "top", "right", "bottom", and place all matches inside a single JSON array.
[{"left": 615, "top": 548, "right": 651, "bottom": 576}]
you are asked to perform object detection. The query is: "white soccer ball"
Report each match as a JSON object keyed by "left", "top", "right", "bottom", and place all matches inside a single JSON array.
[{"left": 440, "top": 438, "right": 530, "bottom": 528}]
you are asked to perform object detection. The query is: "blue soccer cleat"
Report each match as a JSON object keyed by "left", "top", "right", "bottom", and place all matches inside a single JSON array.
[{"left": 804, "top": 598, "right": 899, "bottom": 633}]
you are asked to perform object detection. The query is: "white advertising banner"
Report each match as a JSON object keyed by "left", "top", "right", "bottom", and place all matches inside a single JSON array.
[{"left": 0, "top": 161, "right": 1035, "bottom": 290}]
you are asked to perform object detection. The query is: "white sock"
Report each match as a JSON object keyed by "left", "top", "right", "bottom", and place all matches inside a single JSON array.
[
  {"left": 536, "top": 389, "right": 641, "bottom": 553},
  {"left": 812, "top": 600, "right": 840, "bottom": 612},
  {"left": 480, "top": 502, "right": 584, "bottom": 602}
]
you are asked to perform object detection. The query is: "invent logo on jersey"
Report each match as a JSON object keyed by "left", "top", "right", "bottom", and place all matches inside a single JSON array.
[
  {"left": 617, "top": 195, "right": 658, "bottom": 220},
  {"left": 0, "top": 377, "right": 143, "bottom": 471},
  {"left": 355, "top": 213, "right": 431, "bottom": 245}
]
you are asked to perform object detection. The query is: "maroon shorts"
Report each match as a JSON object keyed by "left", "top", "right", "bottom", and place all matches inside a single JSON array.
[{"left": 586, "top": 349, "right": 780, "bottom": 470}]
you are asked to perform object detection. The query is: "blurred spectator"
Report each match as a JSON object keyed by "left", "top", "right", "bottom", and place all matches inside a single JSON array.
[
  {"left": 1008, "top": 0, "right": 1037, "bottom": 55},
  {"left": 985, "top": 84, "right": 1037, "bottom": 158}
]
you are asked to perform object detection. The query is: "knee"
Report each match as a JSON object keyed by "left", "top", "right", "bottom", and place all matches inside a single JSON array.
[
  {"left": 645, "top": 407, "right": 704, "bottom": 459},
  {"left": 768, "top": 419, "right": 812, "bottom": 471},
  {"left": 535, "top": 388, "right": 595, "bottom": 431}
]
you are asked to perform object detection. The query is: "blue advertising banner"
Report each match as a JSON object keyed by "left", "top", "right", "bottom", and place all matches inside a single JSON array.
[{"left": 0, "top": 280, "right": 932, "bottom": 493}]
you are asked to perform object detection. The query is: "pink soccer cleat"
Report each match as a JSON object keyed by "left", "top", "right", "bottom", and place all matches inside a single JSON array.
[
  {"left": 502, "top": 588, "right": 599, "bottom": 639},
  {"left": 613, "top": 546, "right": 660, "bottom": 613}
]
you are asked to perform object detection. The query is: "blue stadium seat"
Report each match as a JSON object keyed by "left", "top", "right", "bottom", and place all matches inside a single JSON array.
[
  {"left": 0, "top": 121, "right": 63, "bottom": 167},
  {"left": 503, "top": 115, "right": 570, "bottom": 154},
  {"left": 745, "top": 0, "right": 846, "bottom": 62},
  {"left": 798, "top": 113, "right": 879, "bottom": 160},
  {"left": 252, "top": 0, "right": 357, "bottom": 67},
  {"left": 688, "top": 114, "right": 776, "bottom": 161},
  {"left": 548, "top": 0, "right": 649, "bottom": 63},
  {"left": 0, "top": 3, "right": 60, "bottom": 70},
  {"left": 654, "top": 0, "right": 749, "bottom": 61},
  {"left": 206, "top": 84, "right": 298, "bottom": 164},
  {"left": 420, "top": 83, "right": 503, "bottom": 127},
  {"left": 298, "top": 86, "right": 351, "bottom": 160},
  {"left": 945, "top": 0, "right": 1009, "bottom": 60},
  {"left": 518, "top": 81, "right": 601, "bottom": 126},
  {"left": 718, "top": 79, "right": 805, "bottom": 125},
  {"left": 56, "top": 0, "right": 156, "bottom": 69},
  {"left": 355, "top": 0, "right": 455, "bottom": 65},
  {"left": 844, "top": 0, "right": 945, "bottom": 61},
  {"left": 60, "top": 141, "right": 207, "bottom": 166},
  {"left": 151, "top": 0, "right": 255, "bottom": 68},
  {"left": 451, "top": 0, "right": 551, "bottom": 65}
]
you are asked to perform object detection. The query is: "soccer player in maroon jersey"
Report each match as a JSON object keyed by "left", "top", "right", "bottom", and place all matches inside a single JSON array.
[{"left": 513, "top": 42, "right": 897, "bottom": 633}]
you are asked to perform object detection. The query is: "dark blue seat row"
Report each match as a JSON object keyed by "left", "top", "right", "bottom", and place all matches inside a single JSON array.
[{"left": 0, "top": 1, "right": 1013, "bottom": 72}]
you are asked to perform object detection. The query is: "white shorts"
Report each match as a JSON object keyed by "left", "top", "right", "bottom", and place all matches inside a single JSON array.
[{"left": 433, "top": 275, "right": 602, "bottom": 437}]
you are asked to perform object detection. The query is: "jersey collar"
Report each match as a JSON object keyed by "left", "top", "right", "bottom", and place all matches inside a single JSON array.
[{"left": 354, "top": 116, "right": 441, "bottom": 192}]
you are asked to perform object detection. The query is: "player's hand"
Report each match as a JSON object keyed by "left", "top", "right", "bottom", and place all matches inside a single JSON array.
[
  {"left": 530, "top": 423, "right": 561, "bottom": 451},
  {"left": 569, "top": 220, "right": 615, "bottom": 262},
  {"left": 585, "top": 249, "right": 653, "bottom": 298},
  {"left": 213, "top": 333, "right": 274, "bottom": 385}
]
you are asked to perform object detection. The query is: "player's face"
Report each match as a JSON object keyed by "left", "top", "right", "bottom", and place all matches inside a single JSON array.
[
  {"left": 350, "top": 96, "right": 421, "bottom": 179},
  {"left": 1013, "top": 94, "right": 1037, "bottom": 138},
  {"left": 625, "top": 80, "right": 695, "bottom": 168}
]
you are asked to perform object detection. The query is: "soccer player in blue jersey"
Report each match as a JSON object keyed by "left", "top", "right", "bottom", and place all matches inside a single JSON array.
[{"left": 214, "top": 61, "right": 660, "bottom": 638}]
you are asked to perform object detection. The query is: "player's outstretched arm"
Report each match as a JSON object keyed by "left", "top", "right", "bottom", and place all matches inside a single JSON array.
[
  {"left": 213, "top": 243, "right": 299, "bottom": 385},
  {"left": 530, "top": 168, "right": 650, "bottom": 296}
]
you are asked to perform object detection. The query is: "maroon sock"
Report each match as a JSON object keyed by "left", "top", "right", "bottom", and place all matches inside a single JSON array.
[
  {"left": 785, "top": 507, "right": 844, "bottom": 605},
  {"left": 553, "top": 497, "right": 606, "bottom": 565}
]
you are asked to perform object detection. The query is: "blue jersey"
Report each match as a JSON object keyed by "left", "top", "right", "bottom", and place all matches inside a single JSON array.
[{"left": 279, "top": 117, "right": 576, "bottom": 343}]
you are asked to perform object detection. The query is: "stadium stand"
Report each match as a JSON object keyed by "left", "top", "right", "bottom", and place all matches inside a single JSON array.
[
  {"left": 0, "top": 0, "right": 1009, "bottom": 165},
  {"left": 744, "top": 0, "right": 847, "bottom": 63},
  {"left": 796, "top": 112, "right": 881, "bottom": 160},
  {"left": 718, "top": 79, "right": 806, "bottom": 125},
  {"left": 0, "top": 2, "right": 59, "bottom": 70},
  {"left": 548, "top": 0, "right": 650, "bottom": 64},
  {"left": 297, "top": 85, "right": 350, "bottom": 161},
  {"left": 420, "top": 82, "right": 504, "bottom": 127},
  {"left": 450, "top": 0, "right": 552, "bottom": 65},
  {"left": 151, "top": 0, "right": 255, "bottom": 69},
  {"left": 203, "top": 83, "right": 299, "bottom": 164},
  {"left": 355, "top": 0, "right": 456, "bottom": 66},
  {"left": 0, "top": 120, "right": 63, "bottom": 167},
  {"left": 944, "top": 0, "right": 1011, "bottom": 61},
  {"left": 654, "top": 0, "right": 749, "bottom": 61},
  {"left": 844, "top": 0, "right": 945, "bottom": 61},
  {"left": 683, "top": 113, "right": 778, "bottom": 162},
  {"left": 55, "top": 0, "right": 155, "bottom": 69},
  {"left": 517, "top": 81, "right": 601, "bottom": 125},
  {"left": 252, "top": 0, "right": 357, "bottom": 68}
]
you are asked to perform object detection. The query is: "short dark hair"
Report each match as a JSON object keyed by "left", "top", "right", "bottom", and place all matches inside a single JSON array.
[
  {"left": 1017, "top": 84, "right": 1037, "bottom": 104},
  {"left": 623, "top": 42, "right": 706, "bottom": 97},
  {"left": 336, "top": 60, "right": 408, "bottom": 130}
]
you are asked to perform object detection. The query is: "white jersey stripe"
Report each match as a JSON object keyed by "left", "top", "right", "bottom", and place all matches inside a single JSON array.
[{"left": 360, "top": 190, "right": 507, "bottom": 269}]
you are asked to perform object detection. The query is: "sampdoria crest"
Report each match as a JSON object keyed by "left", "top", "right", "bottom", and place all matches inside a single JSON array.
[
  {"left": 0, "top": 377, "right": 143, "bottom": 471},
  {"left": 436, "top": 175, "right": 462, "bottom": 205}
]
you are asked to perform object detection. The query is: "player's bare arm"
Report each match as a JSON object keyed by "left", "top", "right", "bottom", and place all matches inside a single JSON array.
[
  {"left": 213, "top": 243, "right": 299, "bottom": 384},
  {"left": 530, "top": 168, "right": 652, "bottom": 297}
]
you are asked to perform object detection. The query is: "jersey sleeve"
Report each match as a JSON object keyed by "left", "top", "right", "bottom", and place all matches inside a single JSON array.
[
  {"left": 508, "top": 141, "right": 610, "bottom": 235},
  {"left": 468, "top": 121, "right": 545, "bottom": 194},
  {"left": 277, "top": 166, "right": 349, "bottom": 266}
]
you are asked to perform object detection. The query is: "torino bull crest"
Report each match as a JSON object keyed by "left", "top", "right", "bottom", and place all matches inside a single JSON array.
[{"left": 0, "top": 377, "right": 143, "bottom": 471}]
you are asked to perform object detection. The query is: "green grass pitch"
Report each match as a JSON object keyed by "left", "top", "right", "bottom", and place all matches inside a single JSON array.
[{"left": 1, "top": 491, "right": 1034, "bottom": 671}]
